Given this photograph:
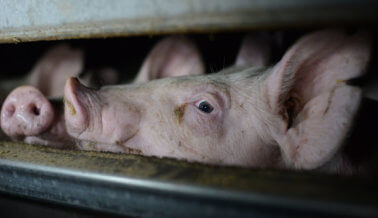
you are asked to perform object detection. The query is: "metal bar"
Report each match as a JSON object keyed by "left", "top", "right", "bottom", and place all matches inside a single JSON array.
[
  {"left": 0, "top": 142, "right": 377, "bottom": 217},
  {"left": 0, "top": 0, "right": 377, "bottom": 43}
]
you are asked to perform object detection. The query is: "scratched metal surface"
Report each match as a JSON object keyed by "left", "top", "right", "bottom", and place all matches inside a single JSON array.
[
  {"left": 0, "top": 141, "right": 377, "bottom": 217},
  {"left": 0, "top": 0, "right": 377, "bottom": 43}
]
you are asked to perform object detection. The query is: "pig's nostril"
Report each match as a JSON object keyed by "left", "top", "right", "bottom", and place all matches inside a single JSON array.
[
  {"left": 5, "top": 104, "right": 16, "bottom": 117},
  {"left": 33, "top": 106, "right": 40, "bottom": 116},
  {"left": 29, "top": 104, "right": 40, "bottom": 116}
]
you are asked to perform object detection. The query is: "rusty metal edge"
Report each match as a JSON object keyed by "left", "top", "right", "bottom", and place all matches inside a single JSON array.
[{"left": 0, "top": 6, "right": 377, "bottom": 44}]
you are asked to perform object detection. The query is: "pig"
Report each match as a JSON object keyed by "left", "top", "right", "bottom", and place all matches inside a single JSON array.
[
  {"left": 63, "top": 30, "right": 374, "bottom": 174},
  {"left": 0, "top": 44, "right": 84, "bottom": 140},
  {"left": 0, "top": 43, "right": 119, "bottom": 145},
  {"left": 1, "top": 36, "right": 205, "bottom": 148}
]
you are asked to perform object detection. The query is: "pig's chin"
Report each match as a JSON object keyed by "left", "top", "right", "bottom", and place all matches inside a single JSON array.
[
  {"left": 23, "top": 135, "right": 74, "bottom": 149},
  {"left": 22, "top": 115, "right": 75, "bottom": 149},
  {"left": 75, "top": 139, "right": 143, "bottom": 155}
]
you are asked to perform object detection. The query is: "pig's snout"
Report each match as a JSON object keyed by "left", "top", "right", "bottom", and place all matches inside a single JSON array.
[
  {"left": 1, "top": 86, "right": 54, "bottom": 138},
  {"left": 64, "top": 77, "right": 142, "bottom": 146}
]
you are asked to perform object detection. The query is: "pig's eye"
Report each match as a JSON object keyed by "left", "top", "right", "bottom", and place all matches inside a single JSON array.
[{"left": 198, "top": 101, "right": 214, "bottom": 113}]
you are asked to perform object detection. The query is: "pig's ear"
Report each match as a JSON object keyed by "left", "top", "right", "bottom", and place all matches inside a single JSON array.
[
  {"left": 235, "top": 33, "right": 273, "bottom": 67},
  {"left": 135, "top": 36, "right": 204, "bottom": 83},
  {"left": 79, "top": 67, "right": 119, "bottom": 88},
  {"left": 265, "top": 30, "right": 372, "bottom": 169},
  {"left": 27, "top": 44, "right": 83, "bottom": 97}
]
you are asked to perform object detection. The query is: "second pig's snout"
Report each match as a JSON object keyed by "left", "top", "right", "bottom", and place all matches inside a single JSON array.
[{"left": 1, "top": 86, "right": 54, "bottom": 137}]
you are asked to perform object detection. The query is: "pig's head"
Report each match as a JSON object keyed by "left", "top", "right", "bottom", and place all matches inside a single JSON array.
[
  {"left": 64, "top": 30, "right": 371, "bottom": 170},
  {"left": 27, "top": 44, "right": 84, "bottom": 98},
  {"left": 26, "top": 44, "right": 119, "bottom": 94},
  {"left": 235, "top": 32, "right": 273, "bottom": 67},
  {"left": 134, "top": 35, "right": 205, "bottom": 83}
]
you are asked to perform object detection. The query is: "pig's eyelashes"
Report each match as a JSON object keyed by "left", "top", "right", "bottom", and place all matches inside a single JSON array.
[{"left": 197, "top": 100, "right": 214, "bottom": 114}]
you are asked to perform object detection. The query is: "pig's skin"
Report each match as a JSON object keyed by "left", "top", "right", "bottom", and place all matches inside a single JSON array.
[{"left": 64, "top": 30, "right": 373, "bottom": 174}]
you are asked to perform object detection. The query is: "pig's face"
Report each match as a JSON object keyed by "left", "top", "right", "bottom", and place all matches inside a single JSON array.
[
  {"left": 64, "top": 30, "right": 372, "bottom": 170},
  {"left": 65, "top": 69, "right": 281, "bottom": 167},
  {"left": 66, "top": 33, "right": 279, "bottom": 164}
]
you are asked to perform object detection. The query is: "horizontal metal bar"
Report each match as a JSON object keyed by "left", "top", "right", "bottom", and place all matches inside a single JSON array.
[
  {"left": 0, "top": 141, "right": 377, "bottom": 217},
  {"left": 0, "top": 0, "right": 377, "bottom": 43}
]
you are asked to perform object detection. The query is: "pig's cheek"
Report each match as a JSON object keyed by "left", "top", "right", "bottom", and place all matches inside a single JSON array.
[
  {"left": 184, "top": 107, "right": 223, "bottom": 137},
  {"left": 101, "top": 104, "right": 141, "bottom": 144},
  {"left": 131, "top": 117, "right": 177, "bottom": 157}
]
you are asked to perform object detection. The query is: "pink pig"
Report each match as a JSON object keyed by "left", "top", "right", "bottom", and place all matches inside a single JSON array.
[{"left": 63, "top": 30, "right": 373, "bottom": 173}]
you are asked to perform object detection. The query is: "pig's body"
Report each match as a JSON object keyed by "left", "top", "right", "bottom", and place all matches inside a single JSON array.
[{"left": 63, "top": 30, "right": 374, "bottom": 174}]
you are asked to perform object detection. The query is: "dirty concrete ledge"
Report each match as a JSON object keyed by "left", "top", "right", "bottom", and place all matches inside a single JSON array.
[{"left": 0, "top": 141, "right": 377, "bottom": 217}]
